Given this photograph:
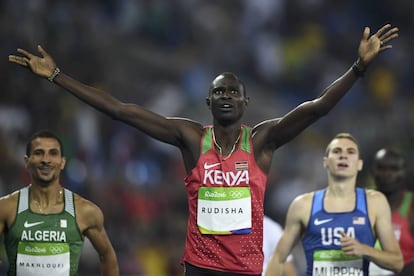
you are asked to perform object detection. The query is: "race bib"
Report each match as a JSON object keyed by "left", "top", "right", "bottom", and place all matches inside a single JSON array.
[
  {"left": 197, "top": 186, "right": 251, "bottom": 234},
  {"left": 16, "top": 242, "right": 70, "bottom": 276},
  {"left": 313, "top": 249, "right": 363, "bottom": 276}
]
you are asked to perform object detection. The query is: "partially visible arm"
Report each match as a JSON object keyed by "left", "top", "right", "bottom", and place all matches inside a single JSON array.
[
  {"left": 53, "top": 73, "right": 203, "bottom": 146},
  {"left": 253, "top": 24, "right": 399, "bottom": 157},
  {"left": 0, "top": 197, "right": 8, "bottom": 236},
  {"left": 283, "top": 260, "right": 297, "bottom": 276},
  {"left": 265, "top": 194, "right": 310, "bottom": 276},
  {"left": 341, "top": 190, "right": 403, "bottom": 273},
  {"left": 263, "top": 216, "right": 297, "bottom": 276},
  {"left": 0, "top": 197, "right": 8, "bottom": 269},
  {"left": 8, "top": 46, "right": 202, "bottom": 147},
  {"left": 369, "top": 191, "right": 403, "bottom": 273},
  {"left": 77, "top": 197, "right": 119, "bottom": 276},
  {"left": 410, "top": 194, "right": 414, "bottom": 236},
  {"left": 403, "top": 198, "right": 414, "bottom": 275},
  {"left": 9, "top": 46, "right": 204, "bottom": 172},
  {"left": 0, "top": 192, "right": 19, "bottom": 235},
  {"left": 0, "top": 192, "right": 19, "bottom": 269}
]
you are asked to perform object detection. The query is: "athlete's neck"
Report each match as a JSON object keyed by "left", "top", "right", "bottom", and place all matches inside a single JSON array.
[
  {"left": 212, "top": 126, "right": 241, "bottom": 160},
  {"left": 29, "top": 184, "right": 64, "bottom": 213}
]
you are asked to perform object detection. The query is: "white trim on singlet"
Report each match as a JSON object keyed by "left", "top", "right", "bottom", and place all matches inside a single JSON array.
[
  {"left": 64, "top": 188, "right": 75, "bottom": 217},
  {"left": 17, "top": 187, "right": 29, "bottom": 214},
  {"left": 18, "top": 186, "right": 75, "bottom": 217}
]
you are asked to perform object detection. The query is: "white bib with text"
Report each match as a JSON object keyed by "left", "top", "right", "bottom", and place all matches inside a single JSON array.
[
  {"left": 16, "top": 241, "right": 70, "bottom": 276},
  {"left": 197, "top": 186, "right": 251, "bottom": 234}
]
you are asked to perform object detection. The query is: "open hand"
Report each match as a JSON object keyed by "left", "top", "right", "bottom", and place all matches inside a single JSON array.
[
  {"left": 9, "top": 45, "right": 57, "bottom": 79},
  {"left": 358, "top": 24, "right": 399, "bottom": 66}
]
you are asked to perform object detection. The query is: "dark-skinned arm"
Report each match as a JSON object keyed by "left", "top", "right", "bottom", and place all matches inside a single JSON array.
[
  {"left": 254, "top": 24, "right": 399, "bottom": 151},
  {"left": 9, "top": 46, "right": 201, "bottom": 147}
]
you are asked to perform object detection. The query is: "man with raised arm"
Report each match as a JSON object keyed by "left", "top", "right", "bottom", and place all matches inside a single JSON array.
[{"left": 9, "top": 24, "right": 398, "bottom": 275}]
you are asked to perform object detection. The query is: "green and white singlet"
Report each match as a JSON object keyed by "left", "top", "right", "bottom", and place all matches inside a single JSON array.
[{"left": 5, "top": 187, "right": 84, "bottom": 276}]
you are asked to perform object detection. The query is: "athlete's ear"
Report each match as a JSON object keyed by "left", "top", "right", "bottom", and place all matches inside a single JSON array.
[
  {"left": 206, "top": 97, "right": 211, "bottom": 107},
  {"left": 358, "top": 159, "right": 363, "bottom": 171},
  {"left": 60, "top": 156, "right": 67, "bottom": 170},
  {"left": 244, "top": 96, "right": 250, "bottom": 107},
  {"left": 323, "top": 156, "right": 328, "bottom": 168},
  {"left": 24, "top": 155, "right": 29, "bottom": 168}
]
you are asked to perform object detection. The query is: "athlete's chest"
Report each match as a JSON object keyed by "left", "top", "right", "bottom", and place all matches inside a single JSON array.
[
  {"left": 11, "top": 212, "right": 79, "bottom": 243},
  {"left": 199, "top": 151, "right": 252, "bottom": 187}
]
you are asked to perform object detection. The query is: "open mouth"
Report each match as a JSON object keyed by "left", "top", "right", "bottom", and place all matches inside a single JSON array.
[
  {"left": 219, "top": 102, "right": 233, "bottom": 110},
  {"left": 337, "top": 162, "right": 349, "bottom": 168}
]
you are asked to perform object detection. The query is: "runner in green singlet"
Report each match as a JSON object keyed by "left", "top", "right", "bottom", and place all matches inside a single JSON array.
[{"left": 0, "top": 130, "right": 119, "bottom": 276}]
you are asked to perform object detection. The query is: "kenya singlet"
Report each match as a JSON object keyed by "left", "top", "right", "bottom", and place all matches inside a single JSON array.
[
  {"left": 302, "top": 188, "right": 374, "bottom": 276},
  {"left": 370, "top": 191, "right": 414, "bottom": 275},
  {"left": 5, "top": 187, "right": 84, "bottom": 276},
  {"left": 182, "top": 125, "right": 267, "bottom": 274},
  {"left": 392, "top": 191, "right": 414, "bottom": 264}
]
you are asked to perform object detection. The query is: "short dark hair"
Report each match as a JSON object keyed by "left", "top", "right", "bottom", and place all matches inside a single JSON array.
[
  {"left": 374, "top": 148, "right": 405, "bottom": 167},
  {"left": 26, "top": 130, "right": 64, "bottom": 157},
  {"left": 325, "top": 132, "right": 359, "bottom": 156},
  {"left": 209, "top": 72, "right": 247, "bottom": 96}
]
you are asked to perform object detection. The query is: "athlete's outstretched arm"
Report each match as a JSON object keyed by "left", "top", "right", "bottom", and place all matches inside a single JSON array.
[
  {"left": 8, "top": 45, "right": 201, "bottom": 147},
  {"left": 254, "top": 24, "right": 399, "bottom": 152}
]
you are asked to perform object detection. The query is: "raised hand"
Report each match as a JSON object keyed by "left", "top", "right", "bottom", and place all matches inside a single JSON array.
[
  {"left": 9, "top": 45, "right": 57, "bottom": 79},
  {"left": 358, "top": 24, "right": 399, "bottom": 66}
]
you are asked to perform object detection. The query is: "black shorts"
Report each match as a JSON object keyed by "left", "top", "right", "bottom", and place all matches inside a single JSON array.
[{"left": 184, "top": 262, "right": 261, "bottom": 276}]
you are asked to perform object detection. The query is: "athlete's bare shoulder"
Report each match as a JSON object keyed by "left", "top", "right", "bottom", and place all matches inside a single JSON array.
[
  {"left": 0, "top": 190, "right": 19, "bottom": 201},
  {"left": 73, "top": 194, "right": 101, "bottom": 217},
  {"left": 288, "top": 192, "right": 314, "bottom": 219},
  {"left": 365, "top": 188, "right": 390, "bottom": 212},
  {"left": 0, "top": 190, "right": 20, "bottom": 229},
  {"left": 365, "top": 188, "right": 387, "bottom": 201},
  {"left": 0, "top": 190, "right": 19, "bottom": 210},
  {"left": 73, "top": 193, "right": 104, "bottom": 233},
  {"left": 281, "top": 191, "right": 314, "bottom": 230},
  {"left": 168, "top": 117, "right": 204, "bottom": 146},
  {"left": 292, "top": 191, "right": 314, "bottom": 206}
]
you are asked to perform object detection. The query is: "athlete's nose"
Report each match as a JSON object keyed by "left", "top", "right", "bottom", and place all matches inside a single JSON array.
[
  {"left": 222, "top": 89, "right": 232, "bottom": 98},
  {"left": 41, "top": 153, "right": 52, "bottom": 163}
]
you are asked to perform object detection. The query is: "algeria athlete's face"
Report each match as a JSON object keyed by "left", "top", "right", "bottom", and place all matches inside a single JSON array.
[
  {"left": 323, "top": 138, "right": 363, "bottom": 179},
  {"left": 24, "top": 137, "right": 66, "bottom": 186}
]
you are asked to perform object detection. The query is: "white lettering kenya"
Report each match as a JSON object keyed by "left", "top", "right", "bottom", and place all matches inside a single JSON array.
[{"left": 203, "top": 169, "right": 249, "bottom": 186}]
